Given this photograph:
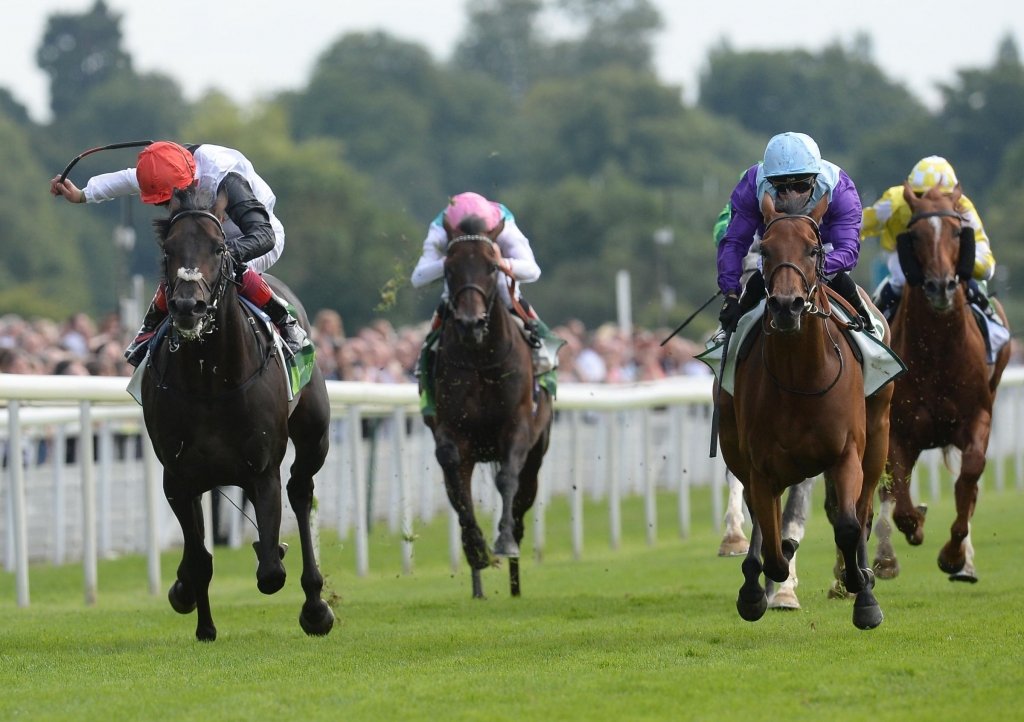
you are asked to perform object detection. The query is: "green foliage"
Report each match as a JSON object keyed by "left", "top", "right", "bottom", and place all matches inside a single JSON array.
[{"left": 35, "top": 0, "right": 131, "bottom": 116}]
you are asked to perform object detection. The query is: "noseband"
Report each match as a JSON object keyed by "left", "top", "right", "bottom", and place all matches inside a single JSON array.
[
  {"left": 762, "top": 214, "right": 826, "bottom": 323},
  {"left": 444, "top": 234, "right": 500, "bottom": 329},
  {"left": 163, "top": 210, "right": 234, "bottom": 343},
  {"left": 760, "top": 213, "right": 845, "bottom": 396}
]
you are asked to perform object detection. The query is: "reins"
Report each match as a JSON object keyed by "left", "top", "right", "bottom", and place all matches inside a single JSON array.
[
  {"left": 759, "top": 213, "right": 850, "bottom": 396},
  {"left": 150, "top": 210, "right": 277, "bottom": 402}
]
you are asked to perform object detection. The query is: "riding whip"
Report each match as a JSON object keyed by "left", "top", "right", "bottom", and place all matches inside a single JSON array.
[
  {"left": 709, "top": 329, "right": 732, "bottom": 458},
  {"left": 58, "top": 140, "right": 155, "bottom": 185},
  {"left": 660, "top": 290, "right": 722, "bottom": 346}
]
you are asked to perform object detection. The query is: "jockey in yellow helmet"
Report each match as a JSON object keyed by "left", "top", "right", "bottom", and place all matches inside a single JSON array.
[{"left": 862, "top": 156, "right": 996, "bottom": 318}]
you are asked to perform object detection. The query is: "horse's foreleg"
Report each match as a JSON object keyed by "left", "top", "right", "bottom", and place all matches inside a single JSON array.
[
  {"left": 248, "top": 471, "right": 287, "bottom": 596},
  {"left": 828, "top": 450, "right": 870, "bottom": 595},
  {"left": 940, "top": 413, "right": 989, "bottom": 580},
  {"left": 287, "top": 464, "right": 334, "bottom": 636},
  {"left": 437, "top": 435, "right": 489, "bottom": 597},
  {"left": 718, "top": 472, "right": 750, "bottom": 557},
  {"left": 494, "top": 426, "right": 531, "bottom": 559},
  {"left": 166, "top": 490, "right": 216, "bottom": 641},
  {"left": 736, "top": 493, "right": 767, "bottom": 621},
  {"left": 509, "top": 431, "right": 545, "bottom": 597},
  {"left": 768, "top": 477, "right": 814, "bottom": 610},
  {"left": 886, "top": 436, "right": 924, "bottom": 545},
  {"left": 749, "top": 474, "right": 791, "bottom": 584}
]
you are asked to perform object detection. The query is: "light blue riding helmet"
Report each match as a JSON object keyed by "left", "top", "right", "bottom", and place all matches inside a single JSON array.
[{"left": 762, "top": 132, "right": 822, "bottom": 179}]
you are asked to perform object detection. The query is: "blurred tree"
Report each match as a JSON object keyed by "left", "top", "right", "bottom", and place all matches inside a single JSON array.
[
  {"left": 699, "top": 38, "right": 929, "bottom": 156},
  {"left": 36, "top": 0, "right": 131, "bottom": 117},
  {"left": 551, "top": 0, "right": 663, "bottom": 75},
  {"left": 453, "top": 0, "right": 544, "bottom": 96},
  {"left": 938, "top": 35, "right": 1024, "bottom": 195}
]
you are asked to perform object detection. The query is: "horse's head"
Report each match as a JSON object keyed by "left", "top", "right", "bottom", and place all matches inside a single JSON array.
[
  {"left": 899, "top": 182, "right": 970, "bottom": 313},
  {"left": 759, "top": 191, "right": 828, "bottom": 334},
  {"left": 442, "top": 213, "right": 506, "bottom": 347},
  {"left": 154, "top": 184, "right": 231, "bottom": 340}
]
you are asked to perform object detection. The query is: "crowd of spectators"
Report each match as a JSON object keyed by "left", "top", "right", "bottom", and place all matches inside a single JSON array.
[
  {"left": 308, "top": 309, "right": 712, "bottom": 384},
  {"left": 4, "top": 308, "right": 1022, "bottom": 384}
]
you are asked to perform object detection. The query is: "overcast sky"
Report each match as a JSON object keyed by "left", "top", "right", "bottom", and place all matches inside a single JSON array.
[{"left": 1, "top": 0, "right": 1021, "bottom": 122}]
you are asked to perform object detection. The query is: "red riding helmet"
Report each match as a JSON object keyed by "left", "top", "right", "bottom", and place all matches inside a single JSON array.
[{"left": 136, "top": 141, "right": 196, "bottom": 204}]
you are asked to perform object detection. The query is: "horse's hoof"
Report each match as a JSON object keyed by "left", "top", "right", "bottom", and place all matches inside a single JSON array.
[
  {"left": 937, "top": 544, "right": 966, "bottom": 575},
  {"left": 718, "top": 534, "right": 749, "bottom": 557},
  {"left": 873, "top": 556, "right": 901, "bottom": 580},
  {"left": 736, "top": 592, "right": 768, "bottom": 622},
  {"left": 852, "top": 598, "right": 883, "bottom": 630},
  {"left": 195, "top": 625, "right": 217, "bottom": 642},
  {"left": 948, "top": 571, "right": 978, "bottom": 584},
  {"left": 828, "top": 580, "right": 855, "bottom": 600},
  {"left": 781, "top": 538, "right": 800, "bottom": 561},
  {"left": 299, "top": 600, "right": 335, "bottom": 636},
  {"left": 257, "top": 562, "right": 287, "bottom": 595},
  {"left": 168, "top": 580, "right": 197, "bottom": 614},
  {"left": 768, "top": 586, "right": 801, "bottom": 610},
  {"left": 492, "top": 536, "right": 520, "bottom": 558}
]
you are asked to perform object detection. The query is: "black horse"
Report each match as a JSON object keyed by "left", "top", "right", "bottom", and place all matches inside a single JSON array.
[
  {"left": 142, "top": 185, "right": 333, "bottom": 641},
  {"left": 426, "top": 215, "right": 553, "bottom": 599}
]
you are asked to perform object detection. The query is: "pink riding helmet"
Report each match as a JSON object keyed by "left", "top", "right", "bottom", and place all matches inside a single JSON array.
[{"left": 445, "top": 192, "right": 502, "bottom": 231}]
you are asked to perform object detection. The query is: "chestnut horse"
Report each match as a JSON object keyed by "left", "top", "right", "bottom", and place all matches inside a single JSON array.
[
  {"left": 872, "top": 184, "right": 1010, "bottom": 582},
  {"left": 718, "top": 192, "right": 894, "bottom": 630},
  {"left": 426, "top": 215, "right": 552, "bottom": 599}
]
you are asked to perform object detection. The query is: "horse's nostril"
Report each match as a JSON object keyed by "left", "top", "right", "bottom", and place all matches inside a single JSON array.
[
  {"left": 946, "top": 280, "right": 958, "bottom": 294},
  {"left": 193, "top": 301, "right": 207, "bottom": 316},
  {"left": 790, "top": 297, "right": 805, "bottom": 314},
  {"left": 767, "top": 297, "right": 782, "bottom": 314},
  {"left": 924, "top": 280, "right": 938, "bottom": 295}
]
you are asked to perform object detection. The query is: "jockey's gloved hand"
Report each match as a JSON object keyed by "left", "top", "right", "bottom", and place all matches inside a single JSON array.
[{"left": 719, "top": 293, "right": 741, "bottom": 333}]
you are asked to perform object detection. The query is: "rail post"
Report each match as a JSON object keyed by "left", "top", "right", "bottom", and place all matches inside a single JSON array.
[
  {"left": 349, "top": 405, "right": 369, "bottom": 577},
  {"left": 9, "top": 401, "right": 29, "bottom": 607},
  {"left": 98, "top": 421, "right": 113, "bottom": 559},
  {"left": 675, "top": 405, "right": 690, "bottom": 539},
  {"left": 392, "top": 406, "right": 413, "bottom": 575},
  {"left": 141, "top": 430, "right": 161, "bottom": 595},
  {"left": 53, "top": 424, "right": 67, "bottom": 565},
  {"left": 608, "top": 411, "right": 621, "bottom": 550},
  {"left": 534, "top": 452, "right": 547, "bottom": 561},
  {"left": 80, "top": 401, "right": 98, "bottom": 606},
  {"left": 642, "top": 407, "right": 656, "bottom": 546},
  {"left": 571, "top": 411, "right": 584, "bottom": 560}
]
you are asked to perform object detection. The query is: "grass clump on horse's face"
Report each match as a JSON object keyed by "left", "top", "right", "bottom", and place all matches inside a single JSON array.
[
  {"left": 759, "top": 192, "right": 827, "bottom": 335},
  {"left": 902, "top": 183, "right": 965, "bottom": 313},
  {"left": 154, "top": 185, "right": 229, "bottom": 340}
]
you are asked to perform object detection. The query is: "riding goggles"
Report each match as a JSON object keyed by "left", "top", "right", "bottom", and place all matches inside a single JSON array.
[{"left": 768, "top": 175, "right": 817, "bottom": 194}]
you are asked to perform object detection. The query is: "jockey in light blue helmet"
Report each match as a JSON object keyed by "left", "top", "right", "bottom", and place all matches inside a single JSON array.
[{"left": 762, "top": 132, "right": 822, "bottom": 180}]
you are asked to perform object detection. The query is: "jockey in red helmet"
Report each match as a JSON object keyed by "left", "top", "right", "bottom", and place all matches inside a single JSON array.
[{"left": 50, "top": 141, "right": 305, "bottom": 365}]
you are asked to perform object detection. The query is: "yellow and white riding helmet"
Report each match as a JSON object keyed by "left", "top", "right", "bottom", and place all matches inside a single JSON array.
[{"left": 908, "top": 156, "right": 958, "bottom": 194}]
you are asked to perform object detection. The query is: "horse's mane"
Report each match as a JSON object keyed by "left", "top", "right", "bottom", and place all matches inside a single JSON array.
[
  {"left": 152, "top": 184, "right": 215, "bottom": 242},
  {"left": 773, "top": 192, "right": 813, "bottom": 216}
]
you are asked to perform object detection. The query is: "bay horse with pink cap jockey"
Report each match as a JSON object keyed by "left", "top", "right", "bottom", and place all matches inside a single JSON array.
[
  {"left": 50, "top": 140, "right": 306, "bottom": 364},
  {"left": 412, "top": 192, "right": 557, "bottom": 598}
]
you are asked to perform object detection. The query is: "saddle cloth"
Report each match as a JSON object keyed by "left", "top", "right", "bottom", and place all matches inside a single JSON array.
[
  {"left": 126, "top": 301, "right": 316, "bottom": 406},
  {"left": 696, "top": 299, "right": 906, "bottom": 397}
]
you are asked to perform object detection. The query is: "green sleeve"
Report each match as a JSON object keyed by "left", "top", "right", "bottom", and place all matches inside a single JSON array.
[{"left": 713, "top": 201, "right": 732, "bottom": 247}]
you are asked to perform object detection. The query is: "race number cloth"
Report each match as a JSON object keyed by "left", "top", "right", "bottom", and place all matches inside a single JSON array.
[{"left": 696, "top": 299, "right": 906, "bottom": 397}]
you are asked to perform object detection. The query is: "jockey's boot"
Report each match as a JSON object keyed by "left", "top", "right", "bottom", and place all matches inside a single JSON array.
[
  {"left": 829, "top": 271, "right": 872, "bottom": 330},
  {"left": 967, "top": 279, "right": 997, "bottom": 319},
  {"left": 260, "top": 293, "right": 306, "bottom": 357},
  {"left": 125, "top": 284, "right": 169, "bottom": 367},
  {"left": 874, "top": 281, "right": 901, "bottom": 321}
]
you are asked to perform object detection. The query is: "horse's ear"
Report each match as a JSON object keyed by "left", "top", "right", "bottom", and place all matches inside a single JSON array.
[
  {"left": 760, "top": 191, "right": 779, "bottom": 224},
  {"left": 485, "top": 219, "right": 505, "bottom": 242},
  {"left": 442, "top": 214, "right": 456, "bottom": 240},
  {"left": 808, "top": 194, "right": 828, "bottom": 223},
  {"left": 166, "top": 187, "right": 184, "bottom": 216},
  {"left": 902, "top": 181, "right": 919, "bottom": 209},
  {"left": 950, "top": 182, "right": 963, "bottom": 207},
  {"left": 211, "top": 187, "right": 229, "bottom": 222}
]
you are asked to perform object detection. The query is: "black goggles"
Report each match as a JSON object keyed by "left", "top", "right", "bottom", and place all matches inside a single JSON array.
[{"left": 769, "top": 176, "right": 816, "bottom": 194}]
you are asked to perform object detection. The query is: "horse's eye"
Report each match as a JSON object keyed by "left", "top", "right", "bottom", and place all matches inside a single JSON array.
[
  {"left": 489, "top": 264, "right": 499, "bottom": 274},
  {"left": 215, "top": 245, "right": 225, "bottom": 255}
]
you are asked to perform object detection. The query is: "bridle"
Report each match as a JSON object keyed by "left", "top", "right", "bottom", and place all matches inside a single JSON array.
[
  {"left": 444, "top": 234, "right": 500, "bottom": 332},
  {"left": 162, "top": 210, "right": 234, "bottom": 344},
  {"left": 760, "top": 213, "right": 845, "bottom": 396},
  {"left": 907, "top": 209, "right": 963, "bottom": 228}
]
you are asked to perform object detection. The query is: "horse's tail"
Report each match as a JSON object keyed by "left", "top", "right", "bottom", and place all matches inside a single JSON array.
[{"left": 942, "top": 446, "right": 962, "bottom": 476}]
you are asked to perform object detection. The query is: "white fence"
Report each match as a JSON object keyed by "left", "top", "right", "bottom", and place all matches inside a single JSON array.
[{"left": 2, "top": 369, "right": 1024, "bottom": 608}]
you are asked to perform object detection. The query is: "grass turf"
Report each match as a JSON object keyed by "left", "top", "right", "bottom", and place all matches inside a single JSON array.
[{"left": 1, "top": 482, "right": 1023, "bottom": 721}]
